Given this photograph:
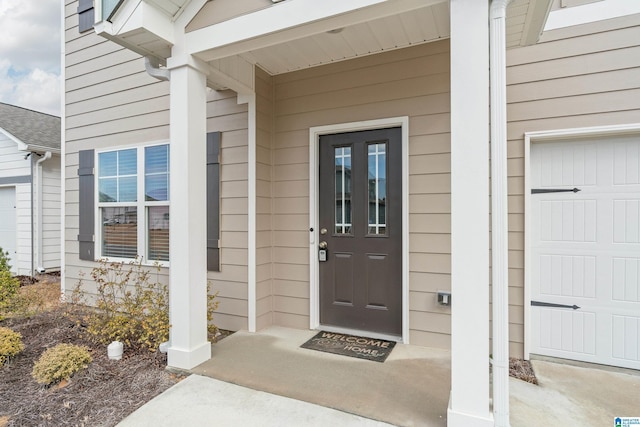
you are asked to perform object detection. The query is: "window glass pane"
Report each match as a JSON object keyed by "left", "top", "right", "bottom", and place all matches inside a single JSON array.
[
  {"left": 118, "top": 149, "right": 137, "bottom": 175},
  {"left": 99, "top": 178, "right": 117, "bottom": 202},
  {"left": 102, "top": 207, "right": 137, "bottom": 259},
  {"left": 335, "top": 146, "right": 352, "bottom": 234},
  {"left": 145, "top": 175, "right": 169, "bottom": 201},
  {"left": 145, "top": 145, "right": 169, "bottom": 201},
  {"left": 148, "top": 206, "right": 169, "bottom": 261},
  {"left": 119, "top": 176, "right": 137, "bottom": 202},
  {"left": 98, "top": 152, "right": 117, "bottom": 177},
  {"left": 367, "top": 143, "right": 387, "bottom": 235},
  {"left": 145, "top": 145, "right": 169, "bottom": 174}
]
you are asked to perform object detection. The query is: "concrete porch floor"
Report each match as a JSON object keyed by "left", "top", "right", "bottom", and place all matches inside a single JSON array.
[
  {"left": 192, "top": 327, "right": 451, "bottom": 426},
  {"left": 120, "top": 327, "right": 640, "bottom": 426}
]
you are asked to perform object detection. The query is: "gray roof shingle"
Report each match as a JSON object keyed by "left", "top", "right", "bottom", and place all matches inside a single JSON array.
[{"left": 0, "top": 103, "right": 60, "bottom": 152}]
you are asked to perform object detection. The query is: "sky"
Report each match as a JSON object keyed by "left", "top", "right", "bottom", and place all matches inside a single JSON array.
[{"left": 0, "top": 0, "right": 61, "bottom": 116}]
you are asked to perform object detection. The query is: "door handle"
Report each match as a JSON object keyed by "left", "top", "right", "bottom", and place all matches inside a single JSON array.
[{"left": 319, "top": 241, "right": 328, "bottom": 249}]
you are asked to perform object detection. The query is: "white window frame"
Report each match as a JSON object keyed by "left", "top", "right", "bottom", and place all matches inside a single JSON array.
[{"left": 95, "top": 141, "right": 170, "bottom": 266}]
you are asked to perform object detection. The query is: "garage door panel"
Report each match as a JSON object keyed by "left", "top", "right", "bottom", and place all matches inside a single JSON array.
[
  {"left": 536, "top": 308, "right": 597, "bottom": 356},
  {"left": 539, "top": 199, "right": 597, "bottom": 242},
  {"left": 612, "top": 314, "right": 639, "bottom": 363},
  {"left": 530, "top": 136, "right": 640, "bottom": 370},
  {"left": 536, "top": 254, "right": 596, "bottom": 298},
  {"left": 538, "top": 143, "right": 598, "bottom": 187},
  {"left": 612, "top": 257, "right": 640, "bottom": 302},
  {"left": 613, "top": 199, "right": 640, "bottom": 243},
  {"left": 614, "top": 139, "right": 640, "bottom": 185}
]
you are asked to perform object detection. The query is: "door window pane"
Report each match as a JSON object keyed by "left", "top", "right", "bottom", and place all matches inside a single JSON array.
[
  {"left": 368, "top": 143, "right": 387, "bottom": 235},
  {"left": 102, "top": 207, "right": 138, "bottom": 258},
  {"left": 148, "top": 206, "right": 169, "bottom": 261},
  {"left": 335, "top": 146, "right": 352, "bottom": 234}
]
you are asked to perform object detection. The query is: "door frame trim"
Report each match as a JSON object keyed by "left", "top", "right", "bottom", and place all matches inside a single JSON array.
[
  {"left": 308, "top": 116, "right": 409, "bottom": 343},
  {"left": 523, "top": 122, "right": 640, "bottom": 360}
]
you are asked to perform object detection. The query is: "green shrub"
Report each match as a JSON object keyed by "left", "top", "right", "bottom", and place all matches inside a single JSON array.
[
  {"left": 0, "top": 327, "right": 24, "bottom": 367},
  {"left": 0, "top": 248, "right": 11, "bottom": 272},
  {"left": 32, "top": 343, "right": 92, "bottom": 385},
  {"left": 0, "top": 270, "right": 20, "bottom": 320},
  {"left": 71, "top": 259, "right": 168, "bottom": 350},
  {"left": 72, "top": 258, "right": 219, "bottom": 351}
]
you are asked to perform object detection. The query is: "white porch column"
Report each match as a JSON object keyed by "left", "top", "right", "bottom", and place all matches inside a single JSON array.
[
  {"left": 166, "top": 56, "right": 211, "bottom": 370},
  {"left": 448, "top": 0, "right": 492, "bottom": 426}
]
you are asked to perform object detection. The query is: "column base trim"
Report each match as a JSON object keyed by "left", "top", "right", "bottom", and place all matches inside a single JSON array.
[
  {"left": 447, "top": 394, "right": 494, "bottom": 427},
  {"left": 168, "top": 341, "right": 212, "bottom": 370}
]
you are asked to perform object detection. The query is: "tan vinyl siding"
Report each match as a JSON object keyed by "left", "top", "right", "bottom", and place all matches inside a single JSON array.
[
  {"left": 271, "top": 41, "right": 453, "bottom": 348},
  {"left": 255, "top": 67, "right": 274, "bottom": 330},
  {"left": 205, "top": 89, "right": 250, "bottom": 332},
  {"left": 64, "top": 0, "right": 250, "bottom": 332},
  {"left": 505, "top": 16, "right": 640, "bottom": 357}
]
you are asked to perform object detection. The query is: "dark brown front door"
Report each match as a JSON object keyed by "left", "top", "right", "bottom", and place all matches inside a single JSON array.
[{"left": 319, "top": 127, "right": 402, "bottom": 336}]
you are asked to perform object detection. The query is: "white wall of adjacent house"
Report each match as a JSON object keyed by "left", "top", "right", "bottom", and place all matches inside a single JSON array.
[
  {"left": 0, "top": 132, "right": 32, "bottom": 275},
  {"left": 38, "top": 155, "right": 62, "bottom": 271}
]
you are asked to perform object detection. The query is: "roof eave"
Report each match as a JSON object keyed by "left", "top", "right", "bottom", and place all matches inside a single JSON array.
[{"left": 520, "top": 0, "right": 554, "bottom": 46}]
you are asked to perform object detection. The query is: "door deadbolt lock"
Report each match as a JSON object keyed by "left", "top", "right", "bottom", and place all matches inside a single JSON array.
[
  {"left": 320, "top": 228, "right": 328, "bottom": 235},
  {"left": 318, "top": 241, "right": 328, "bottom": 249}
]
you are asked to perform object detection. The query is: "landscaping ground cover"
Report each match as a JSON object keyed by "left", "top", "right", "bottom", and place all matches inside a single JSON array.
[{"left": 0, "top": 279, "right": 181, "bottom": 427}]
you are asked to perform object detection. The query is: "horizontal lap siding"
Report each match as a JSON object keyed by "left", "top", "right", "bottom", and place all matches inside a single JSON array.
[
  {"left": 64, "top": 1, "right": 249, "bottom": 332},
  {"left": 255, "top": 67, "right": 274, "bottom": 330},
  {"left": 42, "top": 157, "right": 61, "bottom": 269},
  {"left": 272, "top": 41, "right": 453, "bottom": 347},
  {"left": 206, "top": 90, "right": 250, "bottom": 332},
  {"left": 505, "top": 17, "right": 640, "bottom": 358},
  {"left": 64, "top": 1, "right": 171, "bottom": 294}
]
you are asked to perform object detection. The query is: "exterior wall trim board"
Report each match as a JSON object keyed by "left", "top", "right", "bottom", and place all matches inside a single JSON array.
[{"left": 0, "top": 175, "right": 32, "bottom": 185}]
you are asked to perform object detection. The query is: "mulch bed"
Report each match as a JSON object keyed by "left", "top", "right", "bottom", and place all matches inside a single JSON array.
[
  {"left": 0, "top": 298, "right": 182, "bottom": 426},
  {"left": 509, "top": 357, "right": 538, "bottom": 385}
]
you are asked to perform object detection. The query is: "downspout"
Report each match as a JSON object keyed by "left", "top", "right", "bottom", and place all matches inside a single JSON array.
[
  {"left": 145, "top": 57, "right": 170, "bottom": 81},
  {"left": 29, "top": 153, "right": 35, "bottom": 276},
  {"left": 490, "top": 1, "right": 511, "bottom": 426},
  {"left": 35, "top": 152, "right": 52, "bottom": 273}
]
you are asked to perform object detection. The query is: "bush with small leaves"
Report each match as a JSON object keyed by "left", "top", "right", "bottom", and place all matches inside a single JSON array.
[
  {"left": 0, "top": 270, "right": 20, "bottom": 320},
  {"left": 71, "top": 258, "right": 219, "bottom": 352},
  {"left": 32, "top": 343, "right": 92, "bottom": 385},
  {"left": 0, "top": 327, "right": 24, "bottom": 367},
  {"left": 0, "top": 247, "right": 11, "bottom": 273}
]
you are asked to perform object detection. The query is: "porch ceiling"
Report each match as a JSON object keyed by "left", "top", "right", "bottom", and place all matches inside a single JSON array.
[
  {"left": 192, "top": 0, "right": 551, "bottom": 77},
  {"left": 97, "top": 0, "right": 552, "bottom": 83},
  {"left": 238, "top": 3, "right": 451, "bottom": 76}
]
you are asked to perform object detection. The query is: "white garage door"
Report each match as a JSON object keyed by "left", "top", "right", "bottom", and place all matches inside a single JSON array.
[
  {"left": 0, "top": 186, "right": 17, "bottom": 272},
  {"left": 530, "top": 136, "right": 640, "bottom": 370}
]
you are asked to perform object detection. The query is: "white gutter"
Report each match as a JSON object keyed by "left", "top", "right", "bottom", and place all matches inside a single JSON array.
[
  {"left": 490, "top": 1, "right": 511, "bottom": 426},
  {"left": 35, "top": 152, "right": 52, "bottom": 273}
]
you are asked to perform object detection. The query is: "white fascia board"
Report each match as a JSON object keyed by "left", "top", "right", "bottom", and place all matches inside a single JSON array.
[
  {"left": 545, "top": 0, "right": 640, "bottom": 31},
  {"left": 96, "top": 0, "right": 174, "bottom": 57},
  {"left": 520, "top": 0, "right": 553, "bottom": 45},
  {"left": 187, "top": 0, "right": 444, "bottom": 61},
  {"left": 0, "top": 128, "right": 28, "bottom": 151}
]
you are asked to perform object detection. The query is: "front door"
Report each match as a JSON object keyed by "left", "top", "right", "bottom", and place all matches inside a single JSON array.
[{"left": 319, "top": 127, "right": 402, "bottom": 336}]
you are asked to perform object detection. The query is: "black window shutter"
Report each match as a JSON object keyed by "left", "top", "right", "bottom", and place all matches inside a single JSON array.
[
  {"left": 207, "top": 132, "right": 221, "bottom": 271},
  {"left": 77, "top": 149, "right": 95, "bottom": 261},
  {"left": 77, "top": 0, "right": 94, "bottom": 33}
]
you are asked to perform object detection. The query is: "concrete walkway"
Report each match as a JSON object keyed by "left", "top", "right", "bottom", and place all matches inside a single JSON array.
[
  {"left": 118, "top": 375, "right": 392, "bottom": 426},
  {"left": 119, "top": 327, "right": 640, "bottom": 426}
]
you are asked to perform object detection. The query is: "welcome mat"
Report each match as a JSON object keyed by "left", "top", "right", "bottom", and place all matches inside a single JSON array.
[{"left": 300, "top": 331, "right": 396, "bottom": 362}]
